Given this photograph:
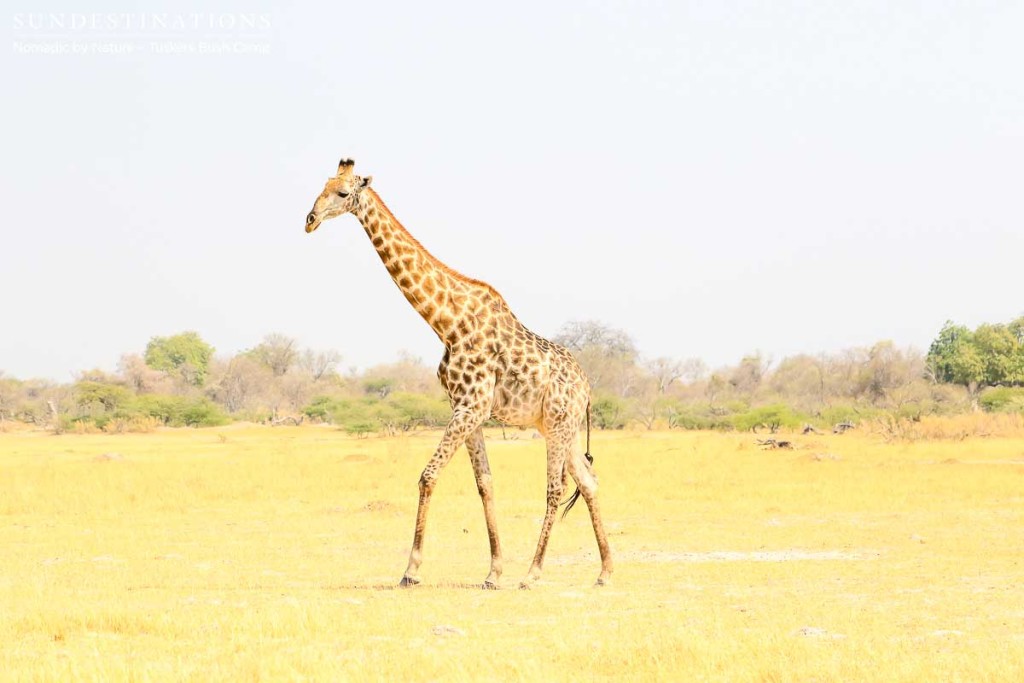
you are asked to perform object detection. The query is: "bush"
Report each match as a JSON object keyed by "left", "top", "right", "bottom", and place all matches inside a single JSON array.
[
  {"left": 127, "top": 395, "right": 184, "bottom": 425},
  {"left": 592, "top": 394, "right": 628, "bottom": 430},
  {"left": 69, "top": 382, "right": 222, "bottom": 431},
  {"left": 74, "top": 381, "right": 130, "bottom": 413},
  {"left": 363, "top": 377, "right": 395, "bottom": 398},
  {"left": 818, "top": 405, "right": 873, "bottom": 428},
  {"left": 310, "top": 393, "right": 451, "bottom": 436},
  {"left": 326, "top": 398, "right": 373, "bottom": 429},
  {"left": 344, "top": 420, "right": 377, "bottom": 437},
  {"left": 386, "top": 392, "right": 450, "bottom": 430},
  {"left": 731, "top": 404, "right": 805, "bottom": 432},
  {"left": 672, "top": 411, "right": 723, "bottom": 431},
  {"left": 662, "top": 401, "right": 731, "bottom": 430},
  {"left": 120, "top": 394, "right": 229, "bottom": 427},
  {"left": 303, "top": 396, "right": 334, "bottom": 422},
  {"left": 103, "top": 416, "right": 162, "bottom": 433},
  {"left": 979, "top": 387, "right": 1024, "bottom": 413},
  {"left": 235, "top": 409, "right": 273, "bottom": 424},
  {"left": 307, "top": 397, "right": 385, "bottom": 434},
  {"left": 181, "top": 399, "right": 230, "bottom": 427}
]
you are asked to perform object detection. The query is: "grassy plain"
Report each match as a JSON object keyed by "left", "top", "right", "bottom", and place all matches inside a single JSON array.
[{"left": 2, "top": 422, "right": 1024, "bottom": 681}]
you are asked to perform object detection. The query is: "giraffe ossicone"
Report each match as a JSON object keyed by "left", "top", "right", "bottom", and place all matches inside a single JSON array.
[{"left": 305, "top": 158, "right": 612, "bottom": 588}]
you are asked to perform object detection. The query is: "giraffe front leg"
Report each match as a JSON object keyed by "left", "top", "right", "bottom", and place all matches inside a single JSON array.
[
  {"left": 466, "top": 427, "right": 503, "bottom": 589},
  {"left": 519, "top": 438, "right": 567, "bottom": 590},
  {"left": 400, "top": 406, "right": 486, "bottom": 587}
]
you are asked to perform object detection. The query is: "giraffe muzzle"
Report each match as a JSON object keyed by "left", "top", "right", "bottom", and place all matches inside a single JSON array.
[{"left": 305, "top": 213, "right": 320, "bottom": 233}]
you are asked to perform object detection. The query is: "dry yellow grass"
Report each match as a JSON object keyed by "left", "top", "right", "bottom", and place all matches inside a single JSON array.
[{"left": 3, "top": 423, "right": 1024, "bottom": 681}]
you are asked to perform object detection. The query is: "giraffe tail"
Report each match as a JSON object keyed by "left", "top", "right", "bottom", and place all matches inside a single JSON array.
[{"left": 560, "top": 399, "right": 593, "bottom": 519}]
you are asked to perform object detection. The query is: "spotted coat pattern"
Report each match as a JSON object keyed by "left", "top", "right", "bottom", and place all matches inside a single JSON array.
[{"left": 306, "top": 159, "right": 612, "bottom": 588}]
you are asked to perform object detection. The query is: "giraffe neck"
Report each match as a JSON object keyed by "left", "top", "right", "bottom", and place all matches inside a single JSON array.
[{"left": 352, "top": 188, "right": 502, "bottom": 345}]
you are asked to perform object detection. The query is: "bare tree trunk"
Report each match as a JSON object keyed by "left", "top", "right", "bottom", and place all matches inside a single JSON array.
[{"left": 47, "top": 399, "right": 62, "bottom": 434}]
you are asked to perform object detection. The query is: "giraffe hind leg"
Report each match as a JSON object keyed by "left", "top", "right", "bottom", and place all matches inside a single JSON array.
[
  {"left": 564, "top": 444, "right": 613, "bottom": 586},
  {"left": 519, "top": 433, "right": 570, "bottom": 589},
  {"left": 561, "top": 448, "right": 594, "bottom": 518},
  {"left": 466, "top": 427, "right": 503, "bottom": 589}
]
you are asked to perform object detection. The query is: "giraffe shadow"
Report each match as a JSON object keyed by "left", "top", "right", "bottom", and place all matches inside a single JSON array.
[{"left": 326, "top": 581, "right": 500, "bottom": 592}]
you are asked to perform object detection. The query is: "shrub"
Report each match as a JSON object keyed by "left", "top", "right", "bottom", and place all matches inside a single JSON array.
[
  {"left": 818, "top": 405, "right": 871, "bottom": 428},
  {"left": 731, "top": 404, "right": 805, "bottom": 432},
  {"left": 120, "top": 394, "right": 229, "bottom": 427},
  {"left": 592, "top": 394, "right": 628, "bottom": 430},
  {"left": 386, "top": 392, "right": 450, "bottom": 430},
  {"left": 303, "top": 396, "right": 334, "bottom": 422},
  {"left": 304, "top": 393, "right": 450, "bottom": 435},
  {"left": 74, "top": 381, "right": 130, "bottom": 413},
  {"left": 662, "top": 402, "right": 731, "bottom": 430},
  {"left": 344, "top": 420, "right": 377, "bottom": 437},
  {"left": 235, "top": 409, "right": 273, "bottom": 424},
  {"left": 128, "top": 395, "right": 185, "bottom": 425},
  {"left": 103, "top": 416, "right": 162, "bottom": 433},
  {"left": 979, "top": 387, "right": 1024, "bottom": 413},
  {"left": 363, "top": 377, "right": 394, "bottom": 398},
  {"left": 181, "top": 399, "right": 230, "bottom": 427},
  {"left": 326, "top": 398, "right": 373, "bottom": 429}
]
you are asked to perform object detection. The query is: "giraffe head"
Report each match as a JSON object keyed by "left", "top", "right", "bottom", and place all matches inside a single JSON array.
[{"left": 305, "top": 158, "right": 373, "bottom": 233}]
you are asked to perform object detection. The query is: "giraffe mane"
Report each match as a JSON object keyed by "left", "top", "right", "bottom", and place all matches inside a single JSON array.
[{"left": 367, "top": 188, "right": 509, "bottom": 307}]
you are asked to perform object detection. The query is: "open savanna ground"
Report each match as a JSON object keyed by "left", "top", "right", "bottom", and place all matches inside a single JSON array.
[{"left": 2, "top": 424, "right": 1024, "bottom": 681}]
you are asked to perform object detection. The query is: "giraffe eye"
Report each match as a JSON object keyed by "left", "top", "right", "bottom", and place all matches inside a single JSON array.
[{"left": 336, "top": 191, "right": 349, "bottom": 198}]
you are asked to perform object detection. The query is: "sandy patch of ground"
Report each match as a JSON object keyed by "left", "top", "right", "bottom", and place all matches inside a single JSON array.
[{"left": 625, "top": 549, "right": 879, "bottom": 563}]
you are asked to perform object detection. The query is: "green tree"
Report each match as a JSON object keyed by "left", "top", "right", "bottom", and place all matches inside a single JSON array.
[
  {"left": 926, "top": 322, "right": 984, "bottom": 393},
  {"left": 973, "top": 323, "right": 1020, "bottom": 386},
  {"left": 74, "top": 381, "right": 130, "bottom": 413},
  {"left": 144, "top": 331, "right": 215, "bottom": 387},
  {"left": 591, "top": 393, "right": 628, "bottom": 429},
  {"left": 1009, "top": 316, "right": 1024, "bottom": 346}
]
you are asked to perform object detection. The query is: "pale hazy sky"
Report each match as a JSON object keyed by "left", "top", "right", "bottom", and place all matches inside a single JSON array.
[{"left": 3, "top": 1, "right": 1023, "bottom": 381}]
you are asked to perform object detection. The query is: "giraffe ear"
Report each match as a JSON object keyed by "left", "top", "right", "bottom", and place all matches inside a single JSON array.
[
  {"left": 337, "top": 158, "right": 355, "bottom": 176},
  {"left": 361, "top": 175, "right": 373, "bottom": 188}
]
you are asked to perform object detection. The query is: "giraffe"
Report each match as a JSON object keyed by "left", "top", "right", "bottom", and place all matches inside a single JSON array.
[{"left": 304, "top": 158, "right": 612, "bottom": 588}]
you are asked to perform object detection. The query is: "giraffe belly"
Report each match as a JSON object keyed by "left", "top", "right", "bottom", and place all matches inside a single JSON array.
[{"left": 490, "top": 383, "right": 544, "bottom": 428}]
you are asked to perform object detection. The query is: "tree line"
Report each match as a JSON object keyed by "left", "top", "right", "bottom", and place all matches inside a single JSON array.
[{"left": 1, "top": 315, "right": 1022, "bottom": 435}]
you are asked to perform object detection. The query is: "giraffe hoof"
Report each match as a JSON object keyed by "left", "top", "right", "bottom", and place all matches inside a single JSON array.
[
  {"left": 398, "top": 576, "right": 421, "bottom": 588},
  {"left": 594, "top": 578, "right": 609, "bottom": 588},
  {"left": 482, "top": 580, "right": 500, "bottom": 590}
]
